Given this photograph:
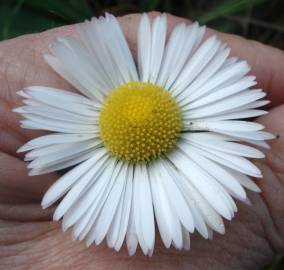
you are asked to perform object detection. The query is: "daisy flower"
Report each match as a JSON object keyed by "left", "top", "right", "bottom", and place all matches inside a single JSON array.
[{"left": 14, "top": 13, "right": 274, "bottom": 256}]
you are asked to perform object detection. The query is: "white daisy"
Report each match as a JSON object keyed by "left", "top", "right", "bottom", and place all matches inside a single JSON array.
[{"left": 14, "top": 13, "right": 274, "bottom": 256}]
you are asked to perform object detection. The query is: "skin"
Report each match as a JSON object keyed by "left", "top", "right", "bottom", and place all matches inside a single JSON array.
[{"left": 0, "top": 11, "right": 284, "bottom": 270}]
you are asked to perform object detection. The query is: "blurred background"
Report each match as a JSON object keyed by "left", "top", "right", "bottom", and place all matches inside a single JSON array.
[
  {"left": 0, "top": 0, "right": 283, "bottom": 269},
  {"left": 0, "top": 0, "right": 284, "bottom": 50}
]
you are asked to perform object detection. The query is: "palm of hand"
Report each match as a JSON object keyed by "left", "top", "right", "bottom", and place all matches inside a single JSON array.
[{"left": 0, "top": 13, "right": 284, "bottom": 270}]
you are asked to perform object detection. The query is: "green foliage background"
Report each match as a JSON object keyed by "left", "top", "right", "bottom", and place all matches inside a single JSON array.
[
  {"left": 0, "top": 0, "right": 283, "bottom": 269},
  {"left": 1, "top": 0, "right": 284, "bottom": 50}
]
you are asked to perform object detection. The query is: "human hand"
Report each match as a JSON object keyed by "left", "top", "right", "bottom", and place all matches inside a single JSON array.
[{"left": 0, "top": 12, "right": 284, "bottom": 270}]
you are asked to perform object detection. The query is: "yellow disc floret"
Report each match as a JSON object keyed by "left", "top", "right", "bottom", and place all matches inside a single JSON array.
[{"left": 99, "top": 81, "right": 182, "bottom": 162}]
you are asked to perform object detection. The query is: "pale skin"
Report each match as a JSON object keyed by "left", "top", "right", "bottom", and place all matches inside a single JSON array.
[{"left": 0, "top": 12, "right": 284, "bottom": 270}]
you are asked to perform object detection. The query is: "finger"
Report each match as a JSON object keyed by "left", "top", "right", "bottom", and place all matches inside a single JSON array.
[
  {"left": 253, "top": 105, "right": 284, "bottom": 251},
  {"left": 0, "top": 203, "right": 54, "bottom": 221},
  {"left": 0, "top": 219, "right": 57, "bottom": 247},
  {"left": 0, "top": 151, "right": 57, "bottom": 203},
  {"left": 256, "top": 104, "right": 284, "bottom": 173}
]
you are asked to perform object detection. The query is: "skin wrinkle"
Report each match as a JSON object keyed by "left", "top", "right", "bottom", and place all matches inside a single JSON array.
[
  {"left": 2, "top": 59, "right": 14, "bottom": 104},
  {"left": 265, "top": 134, "right": 284, "bottom": 175},
  {"left": 0, "top": 152, "right": 57, "bottom": 201},
  {"left": 0, "top": 123, "right": 23, "bottom": 158},
  {"left": 0, "top": 223, "right": 59, "bottom": 269},
  {"left": 255, "top": 106, "right": 284, "bottom": 251},
  {"left": 216, "top": 219, "right": 270, "bottom": 269},
  {"left": 256, "top": 164, "right": 284, "bottom": 252},
  {"left": 21, "top": 50, "right": 35, "bottom": 99},
  {"left": 0, "top": 12, "right": 283, "bottom": 270},
  {"left": 0, "top": 204, "right": 54, "bottom": 222},
  {"left": 256, "top": 175, "right": 284, "bottom": 254},
  {"left": 217, "top": 225, "right": 255, "bottom": 268},
  {"left": 0, "top": 242, "right": 29, "bottom": 259},
  {"left": 0, "top": 186, "right": 37, "bottom": 204},
  {"left": 255, "top": 212, "right": 279, "bottom": 257},
  {"left": 0, "top": 220, "right": 56, "bottom": 245},
  {"left": 0, "top": 98, "right": 26, "bottom": 149}
]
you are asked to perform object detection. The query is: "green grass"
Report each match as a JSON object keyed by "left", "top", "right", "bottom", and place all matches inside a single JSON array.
[{"left": 0, "top": 0, "right": 283, "bottom": 269}]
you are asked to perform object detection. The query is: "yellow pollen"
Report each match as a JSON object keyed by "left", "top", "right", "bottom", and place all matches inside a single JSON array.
[{"left": 99, "top": 81, "right": 182, "bottom": 162}]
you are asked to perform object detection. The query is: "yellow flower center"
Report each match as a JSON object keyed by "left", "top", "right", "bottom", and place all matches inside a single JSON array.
[{"left": 99, "top": 81, "right": 182, "bottom": 162}]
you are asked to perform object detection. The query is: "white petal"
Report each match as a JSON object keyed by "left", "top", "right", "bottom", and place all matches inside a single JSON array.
[
  {"left": 181, "top": 76, "right": 256, "bottom": 109},
  {"left": 71, "top": 158, "right": 118, "bottom": 240},
  {"left": 57, "top": 36, "right": 113, "bottom": 92},
  {"left": 61, "top": 159, "right": 117, "bottom": 231},
  {"left": 197, "top": 109, "right": 267, "bottom": 121},
  {"left": 85, "top": 161, "right": 124, "bottom": 246},
  {"left": 114, "top": 164, "right": 133, "bottom": 251},
  {"left": 244, "top": 139, "right": 270, "bottom": 149},
  {"left": 47, "top": 40, "right": 107, "bottom": 102},
  {"left": 183, "top": 90, "right": 266, "bottom": 119},
  {"left": 211, "top": 130, "right": 275, "bottom": 141},
  {"left": 176, "top": 47, "right": 231, "bottom": 101},
  {"left": 126, "top": 197, "right": 138, "bottom": 256},
  {"left": 17, "top": 87, "right": 97, "bottom": 105},
  {"left": 16, "top": 89, "right": 30, "bottom": 98},
  {"left": 188, "top": 61, "right": 250, "bottom": 102},
  {"left": 106, "top": 181, "right": 126, "bottom": 248},
  {"left": 53, "top": 154, "right": 109, "bottom": 221},
  {"left": 94, "top": 163, "right": 128, "bottom": 245},
  {"left": 170, "top": 220, "right": 183, "bottom": 250},
  {"left": 89, "top": 20, "right": 133, "bottom": 84},
  {"left": 27, "top": 140, "right": 101, "bottom": 167},
  {"left": 138, "top": 14, "right": 152, "bottom": 82},
  {"left": 157, "top": 22, "right": 204, "bottom": 88},
  {"left": 105, "top": 13, "right": 138, "bottom": 81},
  {"left": 41, "top": 148, "right": 107, "bottom": 209},
  {"left": 170, "top": 169, "right": 225, "bottom": 234},
  {"left": 223, "top": 56, "right": 238, "bottom": 67},
  {"left": 28, "top": 146, "right": 99, "bottom": 173},
  {"left": 235, "top": 99, "right": 270, "bottom": 110},
  {"left": 44, "top": 53, "right": 103, "bottom": 101},
  {"left": 226, "top": 168, "right": 261, "bottom": 192},
  {"left": 149, "top": 14, "right": 167, "bottom": 83},
  {"left": 180, "top": 131, "right": 233, "bottom": 142},
  {"left": 167, "top": 149, "right": 233, "bottom": 220},
  {"left": 185, "top": 120, "right": 264, "bottom": 132},
  {"left": 178, "top": 143, "right": 247, "bottom": 201},
  {"left": 149, "top": 163, "right": 173, "bottom": 248},
  {"left": 156, "top": 22, "right": 187, "bottom": 87},
  {"left": 151, "top": 162, "right": 184, "bottom": 249},
  {"left": 17, "top": 133, "right": 96, "bottom": 152},
  {"left": 171, "top": 36, "right": 221, "bottom": 95},
  {"left": 182, "top": 133, "right": 264, "bottom": 158},
  {"left": 96, "top": 17, "right": 137, "bottom": 83},
  {"left": 20, "top": 117, "right": 98, "bottom": 134},
  {"left": 187, "top": 143, "right": 262, "bottom": 177},
  {"left": 77, "top": 15, "right": 138, "bottom": 89},
  {"left": 162, "top": 160, "right": 209, "bottom": 238},
  {"left": 29, "top": 149, "right": 96, "bottom": 176},
  {"left": 182, "top": 226, "right": 191, "bottom": 250},
  {"left": 17, "top": 105, "right": 98, "bottom": 125},
  {"left": 156, "top": 162, "right": 195, "bottom": 233},
  {"left": 133, "top": 164, "right": 155, "bottom": 253},
  {"left": 183, "top": 127, "right": 273, "bottom": 143},
  {"left": 19, "top": 86, "right": 99, "bottom": 116},
  {"left": 76, "top": 22, "right": 117, "bottom": 89}
]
